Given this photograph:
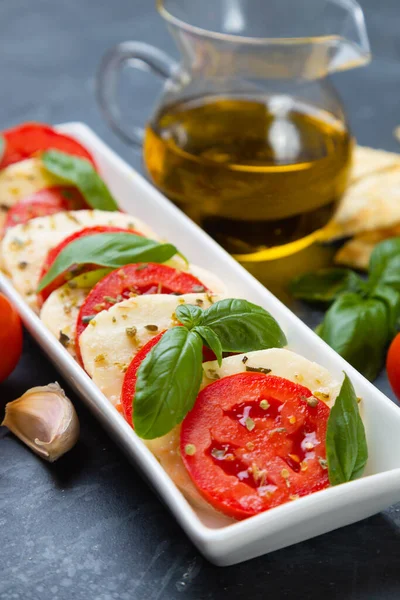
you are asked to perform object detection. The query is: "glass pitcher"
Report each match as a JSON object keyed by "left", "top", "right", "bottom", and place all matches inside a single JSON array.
[{"left": 97, "top": 0, "right": 370, "bottom": 261}]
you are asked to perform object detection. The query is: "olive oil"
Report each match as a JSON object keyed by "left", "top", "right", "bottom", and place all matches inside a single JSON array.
[{"left": 144, "top": 96, "right": 352, "bottom": 260}]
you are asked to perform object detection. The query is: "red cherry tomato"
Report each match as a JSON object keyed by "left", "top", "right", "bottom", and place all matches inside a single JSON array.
[
  {"left": 180, "top": 373, "right": 330, "bottom": 519},
  {"left": 38, "top": 225, "right": 142, "bottom": 303},
  {"left": 75, "top": 263, "right": 208, "bottom": 363},
  {"left": 0, "top": 294, "right": 23, "bottom": 381},
  {"left": 387, "top": 333, "right": 400, "bottom": 400},
  {"left": 3, "top": 187, "right": 86, "bottom": 233},
  {"left": 0, "top": 123, "right": 96, "bottom": 169}
]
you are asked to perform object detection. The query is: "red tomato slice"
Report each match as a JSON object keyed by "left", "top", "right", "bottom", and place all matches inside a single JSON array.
[
  {"left": 0, "top": 123, "right": 96, "bottom": 169},
  {"left": 75, "top": 263, "right": 209, "bottom": 361},
  {"left": 180, "top": 373, "right": 330, "bottom": 519},
  {"left": 121, "top": 332, "right": 165, "bottom": 425},
  {"left": 120, "top": 328, "right": 216, "bottom": 425},
  {"left": 0, "top": 293, "right": 23, "bottom": 381},
  {"left": 387, "top": 333, "right": 400, "bottom": 400},
  {"left": 38, "top": 225, "right": 141, "bottom": 304},
  {"left": 3, "top": 187, "right": 86, "bottom": 232}
]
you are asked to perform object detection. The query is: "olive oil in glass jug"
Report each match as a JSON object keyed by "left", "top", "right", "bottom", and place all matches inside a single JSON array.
[{"left": 98, "top": 0, "right": 370, "bottom": 261}]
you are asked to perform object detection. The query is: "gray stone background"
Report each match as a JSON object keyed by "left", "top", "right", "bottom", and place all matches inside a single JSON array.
[{"left": 1, "top": 1, "right": 400, "bottom": 598}]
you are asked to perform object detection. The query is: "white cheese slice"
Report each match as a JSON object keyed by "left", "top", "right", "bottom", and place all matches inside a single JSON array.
[
  {"left": 0, "top": 158, "right": 60, "bottom": 209},
  {"left": 40, "top": 284, "right": 87, "bottom": 359},
  {"left": 1, "top": 209, "right": 157, "bottom": 310},
  {"left": 201, "top": 348, "right": 342, "bottom": 406},
  {"left": 79, "top": 292, "right": 224, "bottom": 406}
]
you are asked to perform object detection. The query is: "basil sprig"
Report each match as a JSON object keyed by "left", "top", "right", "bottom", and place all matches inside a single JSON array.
[
  {"left": 42, "top": 150, "right": 119, "bottom": 211},
  {"left": 326, "top": 373, "right": 368, "bottom": 485},
  {"left": 133, "top": 299, "right": 287, "bottom": 438},
  {"left": 37, "top": 232, "right": 178, "bottom": 292},
  {"left": 289, "top": 237, "right": 400, "bottom": 380}
]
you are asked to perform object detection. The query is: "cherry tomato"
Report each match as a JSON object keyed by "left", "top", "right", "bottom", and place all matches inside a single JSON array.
[
  {"left": 0, "top": 123, "right": 96, "bottom": 169},
  {"left": 75, "top": 263, "right": 208, "bottom": 362},
  {"left": 38, "top": 225, "right": 142, "bottom": 303},
  {"left": 180, "top": 373, "right": 330, "bottom": 519},
  {"left": 0, "top": 294, "right": 23, "bottom": 381},
  {"left": 387, "top": 333, "right": 400, "bottom": 400},
  {"left": 3, "top": 187, "right": 86, "bottom": 233}
]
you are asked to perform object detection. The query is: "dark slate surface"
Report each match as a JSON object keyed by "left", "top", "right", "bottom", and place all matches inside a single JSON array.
[{"left": 1, "top": 1, "right": 400, "bottom": 598}]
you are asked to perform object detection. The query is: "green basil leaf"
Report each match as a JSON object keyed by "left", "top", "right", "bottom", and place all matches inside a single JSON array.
[
  {"left": 37, "top": 233, "right": 178, "bottom": 292},
  {"left": 370, "top": 284, "right": 400, "bottom": 336},
  {"left": 326, "top": 373, "right": 368, "bottom": 485},
  {"left": 193, "top": 325, "right": 223, "bottom": 366},
  {"left": 175, "top": 304, "right": 203, "bottom": 329},
  {"left": 66, "top": 268, "right": 113, "bottom": 290},
  {"left": 42, "top": 150, "right": 119, "bottom": 211},
  {"left": 0, "top": 135, "right": 5, "bottom": 163},
  {"left": 134, "top": 327, "right": 203, "bottom": 439},
  {"left": 198, "top": 298, "right": 286, "bottom": 352},
  {"left": 318, "top": 292, "right": 389, "bottom": 381},
  {"left": 369, "top": 237, "right": 400, "bottom": 291},
  {"left": 289, "top": 268, "right": 363, "bottom": 303}
]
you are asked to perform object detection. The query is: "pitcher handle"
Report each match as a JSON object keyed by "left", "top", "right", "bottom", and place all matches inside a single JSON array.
[{"left": 97, "top": 41, "right": 178, "bottom": 147}]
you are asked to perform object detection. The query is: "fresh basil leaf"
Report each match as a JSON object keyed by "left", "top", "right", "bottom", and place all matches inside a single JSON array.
[
  {"left": 0, "top": 135, "right": 5, "bottom": 163},
  {"left": 175, "top": 304, "right": 203, "bottom": 329},
  {"left": 42, "top": 150, "right": 119, "bottom": 211},
  {"left": 289, "top": 268, "right": 363, "bottom": 303},
  {"left": 37, "top": 233, "right": 178, "bottom": 292},
  {"left": 193, "top": 325, "right": 223, "bottom": 366},
  {"left": 198, "top": 298, "right": 286, "bottom": 352},
  {"left": 134, "top": 327, "right": 203, "bottom": 439},
  {"left": 370, "top": 284, "right": 400, "bottom": 336},
  {"left": 318, "top": 292, "right": 389, "bottom": 381},
  {"left": 326, "top": 373, "right": 368, "bottom": 485},
  {"left": 369, "top": 237, "right": 400, "bottom": 291},
  {"left": 66, "top": 268, "right": 113, "bottom": 290}
]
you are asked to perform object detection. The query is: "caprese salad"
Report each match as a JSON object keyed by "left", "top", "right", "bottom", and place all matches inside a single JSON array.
[{"left": 0, "top": 123, "right": 368, "bottom": 521}]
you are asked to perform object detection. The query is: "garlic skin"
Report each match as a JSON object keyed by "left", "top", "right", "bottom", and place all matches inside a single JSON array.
[{"left": 1, "top": 383, "right": 79, "bottom": 462}]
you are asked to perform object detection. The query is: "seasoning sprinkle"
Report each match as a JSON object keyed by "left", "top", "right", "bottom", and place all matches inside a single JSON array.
[
  {"left": 195, "top": 298, "right": 204, "bottom": 306},
  {"left": 103, "top": 295, "right": 118, "bottom": 304},
  {"left": 58, "top": 331, "right": 70, "bottom": 347},
  {"left": 185, "top": 444, "right": 196, "bottom": 456},
  {"left": 259, "top": 399, "right": 270, "bottom": 410},
  {"left": 207, "top": 369, "right": 220, "bottom": 380},
  {"left": 94, "top": 354, "right": 106, "bottom": 363},
  {"left": 318, "top": 457, "right": 328, "bottom": 470},
  {"left": 270, "top": 427, "right": 286, "bottom": 435},
  {"left": 17, "top": 261, "right": 28, "bottom": 270},
  {"left": 67, "top": 280, "right": 77, "bottom": 289},
  {"left": 145, "top": 324, "right": 158, "bottom": 332},
  {"left": 112, "top": 316, "right": 117, "bottom": 323},
  {"left": 126, "top": 326, "right": 137, "bottom": 338},
  {"left": 245, "top": 366, "right": 272, "bottom": 374},
  {"left": 304, "top": 396, "right": 319, "bottom": 408},
  {"left": 94, "top": 303, "right": 106, "bottom": 312},
  {"left": 289, "top": 495, "right": 300, "bottom": 501},
  {"left": 192, "top": 285, "right": 206, "bottom": 293},
  {"left": 242, "top": 356, "right": 248, "bottom": 364},
  {"left": 246, "top": 441, "right": 255, "bottom": 451},
  {"left": 289, "top": 415, "right": 297, "bottom": 425},
  {"left": 82, "top": 315, "right": 96, "bottom": 324},
  {"left": 245, "top": 417, "right": 255, "bottom": 432},
  {"left": 136, "top": 264, "right": 148, "bottom": 271},
  {"left": 211, "top": 447, "right": 227, "bottom": 460}
]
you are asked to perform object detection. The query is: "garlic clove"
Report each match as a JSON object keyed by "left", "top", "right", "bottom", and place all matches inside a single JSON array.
[{"left": 1, "top": 382, "right": 79, "bottom": 462}]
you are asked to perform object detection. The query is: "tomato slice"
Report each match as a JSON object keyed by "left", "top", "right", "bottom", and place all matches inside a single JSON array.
[
  {"left": 387, "top": 333, "right": 400, "bottom": 400},
  {"left": 38, "top": 225, "right": 142, "bottom": 303},
  {"left": 180, "top": 373, "right": 330, "bottom": 519},
  {"left": 0, "top": 123, "right": 96, "bottom": 169},
  {"left": 0, "top": 293, "right": 23, "bottom": 381},
  {"left": 3, "top": 187, "right": 86, "bottom": 232},
  {"left": 75, "top": 263, "right": 208, "bottom": 360},
  {"left": 120, "top": 328, "right": 216, "bottom": 425},
  {"left": 121, "top": 331, "right": 165, "bottom": 424}
]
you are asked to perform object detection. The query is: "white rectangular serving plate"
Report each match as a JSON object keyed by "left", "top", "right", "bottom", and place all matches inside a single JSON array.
[{"left": 2, "top": 122, "right": 400, "bottom": 566}]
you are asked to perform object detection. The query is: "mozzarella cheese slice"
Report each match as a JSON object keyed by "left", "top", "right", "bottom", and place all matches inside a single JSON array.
[
  {"left": 40, "top": 264, "right": 226, "bottom": 356},
  {"left": 1, "top": 209, "right": 157, "bottom": 310},
  {"left": 79, "top": 292, "right": 224, "bottom": 405},
  {"left": 147, "top": 349, "right": 342, "bottom": 517},
  {"left": 40, "top": 284, "right": 87, "bottom": 359},
  {"left": 201, "top": 348, "right": 342, "bottom": 405}
]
